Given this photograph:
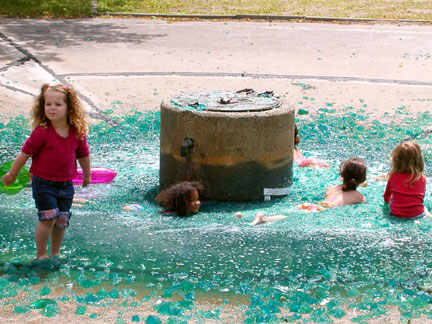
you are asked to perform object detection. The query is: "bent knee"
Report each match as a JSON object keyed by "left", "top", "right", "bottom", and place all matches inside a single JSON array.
[
  {"left": 55, "top": 211, "right": 72, "bottom": 229},
  {"left": 38, "top": 209, "right": 59, "bottom": 222}
]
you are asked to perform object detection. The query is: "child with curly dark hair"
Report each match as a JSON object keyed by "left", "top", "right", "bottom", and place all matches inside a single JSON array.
[{"left": 156, "top": 181, "right": 204, "bottom": 216}]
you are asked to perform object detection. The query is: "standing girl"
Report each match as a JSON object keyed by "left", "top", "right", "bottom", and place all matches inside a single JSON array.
[
  {"left": 384, "top": 141, "right": 431, "bottom": 219},
  {"left": 1, "top": 84, "right": 90, "bottom": 260}
]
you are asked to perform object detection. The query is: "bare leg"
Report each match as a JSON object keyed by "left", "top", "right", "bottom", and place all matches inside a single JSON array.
[
  {"left": 425, "top": 208, "right": 432, "bottom": 218},
  {"left": 35, "top": 219, "right": 56, "bottom": 260},
  {"left": 50, "top": 226, "right": 65, "bottom": 257},
  {"left": 251, "top": 213, "right": 267, "bottom": 226},
  {"left": 251, "top": 213, "right": 288, "bottom": 226},
  {"left": 265, "top": 215, "right": 288, "bottom": 222}
]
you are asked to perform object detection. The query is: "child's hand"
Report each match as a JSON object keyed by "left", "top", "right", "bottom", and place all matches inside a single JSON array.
[
  {"left": 82, "top": 176, "right": 91, "bottom": 187},
  {"left": 1, "top": 173, "right": 16, "bottom": 186}
]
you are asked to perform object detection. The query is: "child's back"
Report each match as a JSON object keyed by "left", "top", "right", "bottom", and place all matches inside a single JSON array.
[
  {"left": 324, "top": 158, "right": 367, "bottom": 207},
  {"left": 384, "top": 142, "right": 430, "bottom": 218},
  {"left": 324, "top": 184, "right": 366, "bottom": 207},
  {"left": 384, "top": 172, "right": 425, "bottom": 217}
]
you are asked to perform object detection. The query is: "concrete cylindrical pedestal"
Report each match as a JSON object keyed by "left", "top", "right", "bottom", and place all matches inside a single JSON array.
[{"left": 160, "top": 90, "right": 295, "bottom": 201}]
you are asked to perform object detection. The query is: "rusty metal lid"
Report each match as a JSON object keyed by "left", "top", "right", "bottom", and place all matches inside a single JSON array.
[{"left": 170, "top": 89, "right": 281, "bottom": 112}]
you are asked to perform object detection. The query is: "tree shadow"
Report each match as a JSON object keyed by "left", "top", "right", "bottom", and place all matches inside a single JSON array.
[{"left": 1, "top": 18, "right": 168, "bottom": 62}]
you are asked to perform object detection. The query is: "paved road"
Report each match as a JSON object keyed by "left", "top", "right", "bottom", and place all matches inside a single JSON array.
[{"left": 1, "top": 18, "right": 432, "bottom": 122}]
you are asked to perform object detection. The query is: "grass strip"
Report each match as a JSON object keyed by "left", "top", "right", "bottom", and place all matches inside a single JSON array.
[
  {"left": 1, "top": 0, "right": 91, "bottom": 18},
  {"left": 1, "top": 0, "right": 431, "bottom": 21}
]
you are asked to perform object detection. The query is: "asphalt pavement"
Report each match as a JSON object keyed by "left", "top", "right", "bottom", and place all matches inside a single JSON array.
[{"left": 1, "top": 18, "right": 432, "bottom": 123}]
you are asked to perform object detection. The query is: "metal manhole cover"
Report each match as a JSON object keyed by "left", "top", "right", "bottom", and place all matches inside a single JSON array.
[{"left": 170, "top": 90, "right": 281, "bottom": 112}]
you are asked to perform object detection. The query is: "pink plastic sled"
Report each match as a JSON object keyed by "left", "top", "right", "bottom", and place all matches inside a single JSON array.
[{"left": 73, "top": 168, "right": 117, "bottom": 184}]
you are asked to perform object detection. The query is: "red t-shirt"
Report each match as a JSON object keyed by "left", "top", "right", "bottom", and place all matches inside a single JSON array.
[
  {"left": 22, "top": 124, "right": 89, "bottom": 181},
  {"left": 383, "top": 172, "right": 426, "bottom": 218}
]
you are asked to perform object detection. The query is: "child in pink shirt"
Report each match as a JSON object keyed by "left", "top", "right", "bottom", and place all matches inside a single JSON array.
[
  {"left": 2, "top": 84, "right": 91, "bottom": 260},
  {"left": 384, "top": 141, "right": 431, "bottom": 219}
]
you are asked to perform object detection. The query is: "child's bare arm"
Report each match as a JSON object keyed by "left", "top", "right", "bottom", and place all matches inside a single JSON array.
[
  {"left": 77, "top": 156, "right": 91, "bottom": 187},
  {"left": 2, "top": 152, "right": 31, "bottom": 186}
]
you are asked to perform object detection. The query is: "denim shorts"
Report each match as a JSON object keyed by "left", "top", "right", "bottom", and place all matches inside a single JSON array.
[
  {"left": 32, "top": 175, "right": 74, "bottom": 227},
  {"left": 390, "top": 211, "right": 426, "bottom": 220}
]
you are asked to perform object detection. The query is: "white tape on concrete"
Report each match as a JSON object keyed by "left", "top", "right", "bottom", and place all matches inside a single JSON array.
[{"left": 263, "top": 187, "right": 291, "bottom": 200}]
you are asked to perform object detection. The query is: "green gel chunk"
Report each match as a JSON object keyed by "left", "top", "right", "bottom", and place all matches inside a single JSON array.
[
  {"left": 29, "top": 298, "right": 57, "bottom": 309},
  {"left": 168, "top": 318, "right": 188, "bottom": 324},
  {"left": 13, "top": 305, "right": 31, "bottom": 314},
  {"left": 184, "top": 292, "right": 195, "bottom": 301},
  {"left": 181, "top": 280, "right": 194, "bottom": 291},
  {"left": 75, "top": 305, "right": 87, "bottom": 315},
  {"left": 39, "top": 286, "right": 50, "bottom": 296},
  {"left": 146, "top": 315, "right": 162, "bottom": 324},
  {"left": 330, "top": 307, "right": 346, "bottom": 319},
  {"left": 30, "top": 277, "right": 40, "bottom": 285},
  {"left": 96, "top": 288, "right": 107, "bottom": 297},
  {"left": 155, "top": 301, "right": 183, "bottom": 316},
  {"left": 121, "top": 288, "right": 138, "bottom": 297},
  {"left": 41, "top": 303, "right": 59, "bottom": 317},
  {"left": 131, "top": 314, "right": 140, "bottom": 322},
  {"left": 108, "top": 288, "right": 120, "bottom": 299},
  {"left": 297, "top": 108, "right": 309, "bottom": 115},
  {"left": 200, "top": 309, "right": 220, "bottom": 319},
  {"left": 0, "top": 279, "right": 9, "bottom": 288},
  {"left": 162, "top": 289, "right": 173, "bottom": 298},
  {"left": 298, "top": 303, "right": 313, "bottom": 313},
  {"left": 348, "top": 287, "right": 360, "bottom": 297}
]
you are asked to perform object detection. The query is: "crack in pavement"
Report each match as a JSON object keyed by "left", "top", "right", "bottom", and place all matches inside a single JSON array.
[
  {"left": 61, "top": 71, "right": 432, "bottom": 87},
  {"left": 0, "top": 31, "right": 118, "bottom": 126}
]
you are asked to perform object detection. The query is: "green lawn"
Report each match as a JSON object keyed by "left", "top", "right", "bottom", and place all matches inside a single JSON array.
[
  {"left": 0, "top": 0, "right": 91, "bottom": 18},
  {"left": 1, "top": 0, "right": 431, "bottom": 20}
]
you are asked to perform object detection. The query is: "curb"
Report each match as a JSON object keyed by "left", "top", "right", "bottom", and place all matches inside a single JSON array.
[{"left": 91, "top": 9, "right": 432, "bottom": 24}]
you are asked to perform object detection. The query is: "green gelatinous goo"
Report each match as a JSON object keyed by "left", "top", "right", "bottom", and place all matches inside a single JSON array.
[
  {"left": 0, "top": 161, "right": 30, "bottom": 195},
  {"left": 146, "top": 315, "right": 162, "bottom": 324},
  {"left": 297, "top": 108, "right": 309, "bottom": 115},
  {"left": 41, "top": 303, "right": 60, "bottom": 317},
  {"left": 75, "top": 305, "right": 87, "bottom": 315},
  {"left": 29, "top": 298, "right": 57, "bottom": 309},
  {"left": 13, "top": 305, "right": 31, "bottom": 314},
  {"left": 1, "top": 109, "right": 432, "bottom": 322}
]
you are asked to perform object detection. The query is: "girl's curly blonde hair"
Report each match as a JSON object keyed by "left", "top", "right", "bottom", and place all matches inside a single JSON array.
[
  {"left": 31, "top": 84, "right": 88, "bottom": 137},
  {"left": 389, "top": 141, "right": 424, "bottom": 187}
]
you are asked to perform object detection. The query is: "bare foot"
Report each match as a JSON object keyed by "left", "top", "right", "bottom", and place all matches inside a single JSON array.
[
  {"left": 250, "top": 213, "right": 267, "bottom": 226},
  {"left": 234, "top": 212, "right": 243, "bottom": 218}
]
